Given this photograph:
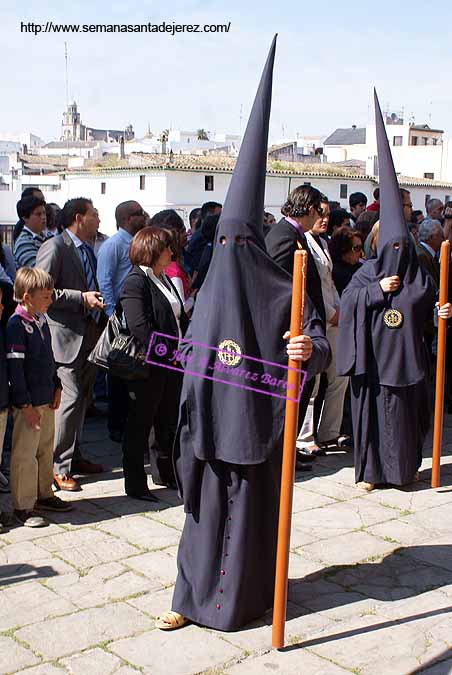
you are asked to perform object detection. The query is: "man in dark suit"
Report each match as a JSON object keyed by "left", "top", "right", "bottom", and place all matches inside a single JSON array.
[
  {"left": 265, "top": 185, "right": 326, "bottom": 323},
  {"left": 265, "top": 184, "right": 329, "bottom": 466},
  {"left": 416, "top": 218, "right": 444, "bottom": 359},
  {"left": 36, "top": 198, "right": 106, "bottom": 491},
  {"left": 416, "top": 218, "right": 443, "bottom": 290}
]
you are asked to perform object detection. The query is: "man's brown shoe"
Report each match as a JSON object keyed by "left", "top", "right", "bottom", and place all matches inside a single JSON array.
[
  {"left": 71, "top": 458, "right": 104, "bottom": 475},
  {"left": 53, "top": 473, "right": 80, "bottom": 492}
]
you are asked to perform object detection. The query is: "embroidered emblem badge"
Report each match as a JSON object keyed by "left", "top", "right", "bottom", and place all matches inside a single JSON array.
[
  {"left": 217, "top": 339, "right": 243, "bottom": 367},
  {"left": 383, "top": 308, "right": 404, "bottom": 329}
]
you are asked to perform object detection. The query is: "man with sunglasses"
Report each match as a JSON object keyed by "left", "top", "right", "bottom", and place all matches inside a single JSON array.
[
  {"left": 266, "top": 184, "right": 327, "bottom": 323},
  {"left": 97, "top": 201, "right": 146, "bottom": 442}
]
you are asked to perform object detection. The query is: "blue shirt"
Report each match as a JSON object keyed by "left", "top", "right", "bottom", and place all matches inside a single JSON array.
[
  {"left": 13, "top": 227, "right": 47, "bottom": 268},
  {"left": 97, "top": 228, "right": 133, "bottom": 316}
]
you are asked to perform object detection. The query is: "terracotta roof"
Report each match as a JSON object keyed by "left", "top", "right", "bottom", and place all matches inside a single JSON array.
[
  {"left": 18, "top": 152, "right": 452, "bottom": 189},
  {"left": 19, "top": 154, "right": 68, "bottom": 166},
  {"left": 68, "top": 153, "right": 367, "bottom": 179}
]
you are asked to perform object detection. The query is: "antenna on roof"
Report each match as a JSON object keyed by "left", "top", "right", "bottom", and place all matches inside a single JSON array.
[
  {"left": 64, "top": 42, "right": 69, "bottom": 108},
  {"left": 239, "top": 103, "right": 243, "bottom": 137}
]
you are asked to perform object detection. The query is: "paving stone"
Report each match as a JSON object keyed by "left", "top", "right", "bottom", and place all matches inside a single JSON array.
[
  {"left": 46, "top": 561, "right": 151, "bottom": 609},
  {"left": 0, "top": 556, "right": 75, "bottom": 587},
  {"left": 150, "top": 504, "right": 186, "bottom": 530},
  {"left": 124, "top": 547, "right": 178, "bottom": 586},
  {"left": 110, "top": 625, "right": 241, "bottom": 675},
  {"left": 322, "top": 465, "right": 356, "bottom": 486},
  {"left": 290, "top": 487, "right": 336, "bottom": 513},
  {"left": 0, "top": 636, "right": 39, "bottom": 674},
  {"left": 288, "top": 551, "right": 325, "bottom": 580},
  {"left": 364, "top": 483, "right": 452, "bottom": 512},
  {"left": 374, "top": 588, "right": 452, "bottom": 628},
  {"left": 16, "top": 602, "right": 153, "bottom": 659},
  {"left": 61, "top": 647, "right": 123, "bottom": 674},
  {"left": 225, "top": 648, "right": 351, "bottom": 674},
  {"left": 298, "top": 530, "right": 398, "bottom": 566},
  {"left": 366, "top": 517, "right": 437, "bottom": 546},
  {"left": 417, "top": 658, "right": 452, "bottom": 675},
  {"left": 5, "top": 401, "right": 452, "bottom": 675},
  {"left": 97, "top": 514, "right": 179, "bottom": 550},
  {"left": 400, "top": 506, "right": 452, "bottom": 537},
  {"left": 398, "top": 536, "right": 452, "bottom": 573},
  {"left": 221, "top": 602, "right": 335, "bottom": 653},
  {"left": 0, "top": 580, "right": 76, "bottom": 630},
  {"left": 291, "top": 499, "right": 396, "bottom": 545},
  {"left": 305, "top": 614, "right": 448, "bottom": 675},
  {"left": 36, "top": 528, "right": 139, "bottom": 570},
  {"left": 1, "top": 522, "right": 65, "bottom": 543},
  {"left": 86, "top": 494, "right": 163, "bottom": 517},
  {"left": 12, "top": 666, "right": 66, "bottom": 675},
  {"left": 44, "top": 499, "right": 114, "bottom": 529},
  {"left": 289, "top": 578, "right": 382, "bottom": 623},
  {"left": 326, "top": 551, "right": 452, "bottom": 602},
  {"left": 294, "top": 475, "right": 361, "bottom": 501},
  {"left": 127, "top": 586, "right": 175, "bottom": 618},
  {"left": 0, "top": 540, "right": 51, "bottom": 564}
]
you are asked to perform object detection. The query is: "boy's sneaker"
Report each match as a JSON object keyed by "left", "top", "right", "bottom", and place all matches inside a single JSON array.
[
  {"left": 35, "top": 496, "right": 73, "bottom": 512},
  {"left": 0, "top": 471, "right": 9, "bottom": 493},
  {"left": 14, "top": 510, "right": 48, "bottom": 528}
]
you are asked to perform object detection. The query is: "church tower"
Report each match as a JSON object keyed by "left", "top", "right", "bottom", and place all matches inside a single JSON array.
[{"left": 61, "top": 102, "right": 85, "bottom": 141}]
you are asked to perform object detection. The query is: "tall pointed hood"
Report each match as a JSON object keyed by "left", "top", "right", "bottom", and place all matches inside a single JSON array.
[
  {"left": 174, "top": 35, "right": 309, "bottom": 466},
  {"left": 216, "top": 34, "right": 276, "bottom": 247},
  {"left": 337, "top": 90, "right": 432, "bottom": 388},
  {"left": 374, "top": 88, "right": 409, "bottom": 255}
]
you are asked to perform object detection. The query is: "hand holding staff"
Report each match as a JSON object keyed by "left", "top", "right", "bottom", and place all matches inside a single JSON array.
[
  {"left": 432, "top": 239, "right": 450, "bottom": 488},
  {"left": 272, "top": 250, "right": 307, "bottom": 649}
]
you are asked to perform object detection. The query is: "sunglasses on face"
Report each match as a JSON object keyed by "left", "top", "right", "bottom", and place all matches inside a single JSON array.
[{"left": 352, "top": 244, "right": 363, "bottom": 252}]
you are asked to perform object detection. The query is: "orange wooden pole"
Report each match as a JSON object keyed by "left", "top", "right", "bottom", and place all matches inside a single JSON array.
[
  {"left": 272, "top": 250, "right": 307, "bottom": 650},
  {"left": 432, "top": 239, "right": 450, "bottom": 488}
]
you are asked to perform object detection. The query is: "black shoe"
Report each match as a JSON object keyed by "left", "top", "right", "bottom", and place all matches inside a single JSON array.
[
  {"left": 152, "top": 475, "right": 177, "bottom": 490},
  {"left": 295, "top": 451, "right": 316, "bottom": 464},
  {"left": 35, "top": 497, "right": 73, "bottom": 512},
  {"left": 127, "top": 491, "right": 159, "bottom": 503},
  {"left": 295, "top": 459, "right": 312, "bottom": 471},
  {"left": 109, "top": 430, "right": 123, "bottom": 443},
  {"left": 14, "top": 510, "right": 48, "bottom": 528}
]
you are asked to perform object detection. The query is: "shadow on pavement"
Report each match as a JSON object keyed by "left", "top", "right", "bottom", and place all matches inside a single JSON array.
[
  {"left": 0, "top": 564, "right": 59, "bottom": 588},
  {"left": 281, "top": 544, "right": 452, "bottom": 652}
]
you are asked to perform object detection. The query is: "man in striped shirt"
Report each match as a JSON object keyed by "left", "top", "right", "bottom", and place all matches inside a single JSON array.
[{"left": 14, "top": 196, "right": 48, "bottom": 268}]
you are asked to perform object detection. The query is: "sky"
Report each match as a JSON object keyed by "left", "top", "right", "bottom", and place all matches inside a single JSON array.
[{"left": 2, "top": 0, "right": 452, "bottom": 143}]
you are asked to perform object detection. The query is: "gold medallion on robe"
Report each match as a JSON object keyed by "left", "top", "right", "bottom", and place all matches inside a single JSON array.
[
  {"left": 383, "top": 308, "right": 404, "bottom": 329},
  {"left": 217, "top": 339, "right": 243, "bottom": 367}
]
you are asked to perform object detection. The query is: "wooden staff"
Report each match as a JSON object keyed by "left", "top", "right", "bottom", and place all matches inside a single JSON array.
[
  {"left": 272, "top": 249, "right": 308, "bottom": 650},
  {"left": 432, "top": 239, "right": 450, "bottom": 488}
]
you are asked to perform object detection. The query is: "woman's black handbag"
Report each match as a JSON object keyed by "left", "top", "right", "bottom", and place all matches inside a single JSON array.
[{"left": 88, "top": 307, "right": 149, "bottom": 381}]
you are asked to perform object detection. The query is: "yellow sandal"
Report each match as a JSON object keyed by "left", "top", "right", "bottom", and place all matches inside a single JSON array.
[{"left": 155, "top": 611, "right": 188, "bottom": 631}]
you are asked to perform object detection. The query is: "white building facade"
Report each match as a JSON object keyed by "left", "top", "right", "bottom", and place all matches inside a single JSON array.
[
  {"left": 1, "top": 165, "right": 448, "bottom": 232},
  {"left": 324, "top": 120, "right": 452, "bottom": 183}
]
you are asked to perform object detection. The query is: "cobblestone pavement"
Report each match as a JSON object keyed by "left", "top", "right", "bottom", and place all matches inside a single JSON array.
[{"left": 1, "top": 412, "right": 452, "bottom": 675}]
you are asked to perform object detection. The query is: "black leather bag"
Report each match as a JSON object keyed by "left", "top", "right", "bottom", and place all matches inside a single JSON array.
[{"left": 88, "top": 306, "right": 149, "bottom": 381}]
